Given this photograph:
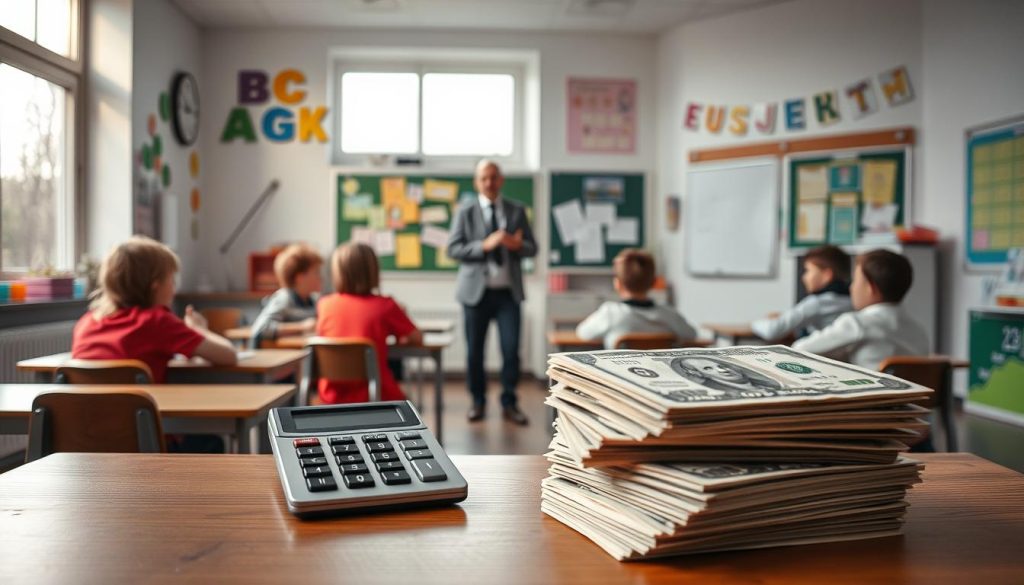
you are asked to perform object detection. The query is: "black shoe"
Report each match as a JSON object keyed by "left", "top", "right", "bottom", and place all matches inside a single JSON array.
[
  {"left": 467, "top": 404, "right": 486, "bottom": 422},
  {"left": 502, "top": 406, "right": 529, "bottom": 426}
]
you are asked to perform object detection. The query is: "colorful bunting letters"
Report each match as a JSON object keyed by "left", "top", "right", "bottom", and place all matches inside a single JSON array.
[{"left": 221, "top": 69, "right": 330, "bottom": 143}]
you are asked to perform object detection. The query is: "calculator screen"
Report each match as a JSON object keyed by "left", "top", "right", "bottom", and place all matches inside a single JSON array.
[{"left": 290, "top": 405, "right": 407, "bottom": 431}]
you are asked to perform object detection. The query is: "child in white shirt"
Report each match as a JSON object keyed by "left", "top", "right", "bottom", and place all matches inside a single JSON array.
[
  {"left": 793, "top": 249, "right": 928, "bottom": 370},
  {"left": 576, "top": 249, "right": 696, "bottom": 349}
]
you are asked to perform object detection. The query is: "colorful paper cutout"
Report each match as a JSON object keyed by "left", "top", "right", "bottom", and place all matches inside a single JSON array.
[
  {"left": 423, "top": 179, "right": 458, "bottom": 202},
  {"left": 395, "top": 233, "right": 422, "bottom": 268}
]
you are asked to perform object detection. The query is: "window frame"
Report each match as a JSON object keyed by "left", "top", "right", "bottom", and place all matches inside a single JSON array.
[
  {"left": 0, "top": 0, "right": 83, "bottom": 277},
  {"left": 330, "top": 53, "right": 526, "bottom": 170}
]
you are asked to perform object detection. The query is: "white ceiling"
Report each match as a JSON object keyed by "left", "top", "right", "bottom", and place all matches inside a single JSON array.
[{"left": 172, "top": 0, "right": 790, "bottom": 34}]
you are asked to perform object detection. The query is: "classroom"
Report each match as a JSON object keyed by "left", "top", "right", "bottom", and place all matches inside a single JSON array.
[{"left": 1, "top": 0, "right": 1022, "bottom": 581}]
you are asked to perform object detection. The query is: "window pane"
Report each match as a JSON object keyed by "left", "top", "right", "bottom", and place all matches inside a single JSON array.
[
  {"left": 422, "top": 73, "right": 514, "bottom": 156},
  {"left": 340, "top": 72, "right": 419, "bottom": 154},
  {"left": 37, "top": 0, "right": 72, "bottom": 57},
  {"left": 0, "top": 64, "right": 67, "bottom": 272},
  {"left": 0, "top": 0, "right": 36, "bottom": 40}
]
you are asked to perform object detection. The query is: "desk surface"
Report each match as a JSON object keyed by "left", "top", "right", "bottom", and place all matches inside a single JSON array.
[
  {"left": 0, "top": 384, "right": 295, "bottom": 419},
  {"left": 272, "top": 332, "right": 454, "bottom": 351},
  {"left": 16, "top": 349, "right": 307, "bottom": 374},
  {"left": 225, "top": 319, "right": 455, "bottom": 341},
  {"left": 0, "top": 453, "right": 1020, "bottom": 584}
]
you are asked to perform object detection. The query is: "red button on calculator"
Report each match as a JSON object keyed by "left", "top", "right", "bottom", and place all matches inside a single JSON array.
[{"left": 293, "top": 438, "right": 320, "bottom": 447}]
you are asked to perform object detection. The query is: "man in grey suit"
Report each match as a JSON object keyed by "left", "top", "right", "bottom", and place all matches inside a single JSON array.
[{"left": 447, "top": 160, "right": 537, "bottom": 425}]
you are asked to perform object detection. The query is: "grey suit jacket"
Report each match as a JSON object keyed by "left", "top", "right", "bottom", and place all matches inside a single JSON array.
[{"left": 447, "top": 196, "right": 537, "bottom": 305}]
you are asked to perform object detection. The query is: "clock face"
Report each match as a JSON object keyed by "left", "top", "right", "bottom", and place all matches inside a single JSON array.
[{"left": 171, "top": 72, "right": 200, "bottom": 146}]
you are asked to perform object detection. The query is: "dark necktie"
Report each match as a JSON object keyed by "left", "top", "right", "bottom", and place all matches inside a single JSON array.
[{"left": 488, "top": 203, "right": 503, "bottom": 266}]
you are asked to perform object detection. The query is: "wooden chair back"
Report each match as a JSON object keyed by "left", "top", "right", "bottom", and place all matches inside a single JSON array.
[
  {"left": 200, "top": 307, "right": 243, "bottom": 336},
  {"left": 26, "top": 388, "right": 165, "bottom": 462},
  {"left": 55, "top": 359, "right": 153, "bottom": 384},
  {"left": 879, "top": 355, "right": 956, "bottom": 452},
  {"left": 299, "top": 337, "right": 381, "bottom": 405},
  {"left": 614, "top": 332, "right": 682, "bottom": 350}
]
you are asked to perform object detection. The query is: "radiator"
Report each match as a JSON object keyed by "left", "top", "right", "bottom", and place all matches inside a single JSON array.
[
  {"left": 0, "top": 321, "right": 75, "bottom": 459},
  {"left": 407, "top": 306, "right": 530, "bottom": 375}
]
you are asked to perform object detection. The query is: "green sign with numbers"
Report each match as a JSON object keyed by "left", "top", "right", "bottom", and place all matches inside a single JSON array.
[{"left": 968, "top": 309, "right": 1024, "bottom": 423}]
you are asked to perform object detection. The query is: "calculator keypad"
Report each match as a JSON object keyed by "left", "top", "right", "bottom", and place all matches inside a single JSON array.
[{"left": 294, "top": 432, "right": 445, "bottom": 494}]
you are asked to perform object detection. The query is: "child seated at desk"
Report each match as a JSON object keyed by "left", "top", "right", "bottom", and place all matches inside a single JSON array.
[
  {"left": 72, "top": 235, "right": 237, "bottom": 383},
  {"left": 751, "top": 245, "right": 853, "bottom": 342},
  {"left": 793, "top": 249, "right": 928, "bottom": 369},
  {"left": 316, "top": 242, "right": 422, "bottom": 403},
  {"left": 575, "top": 249, "right": 696, "bottom": 349},
  {"left": 250, "top": 243, "right": 323, "bottom": 348}
]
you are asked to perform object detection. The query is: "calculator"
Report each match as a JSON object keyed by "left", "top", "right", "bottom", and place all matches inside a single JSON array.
[{"left": 269, "top": 401, "right": 468, "bottom": 517}]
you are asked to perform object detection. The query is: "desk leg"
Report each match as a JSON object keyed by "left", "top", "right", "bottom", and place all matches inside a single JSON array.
[
  {"left": 34, "top": 372, "right": 54, "bottom": 383},
  {"left": 236, "top": 418, "right": 250, "bottom": 454},
  {"left": 415, "top": 357, "right": 424, "bottom": 411},
  {"left": 432, "top": 350, "right": 443, "bottom": 445}
]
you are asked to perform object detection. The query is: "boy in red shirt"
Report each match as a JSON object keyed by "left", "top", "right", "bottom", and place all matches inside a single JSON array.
[
  {"left": 316, "top": 242, "right": 421, "bottom": 403},
  {"left": 72, "top": 236, "right": 237, "bottom": 383}
]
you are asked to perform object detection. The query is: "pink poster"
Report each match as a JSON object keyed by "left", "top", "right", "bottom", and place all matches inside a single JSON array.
[{"left": 567, "top": 78, "right": 636, "bottom": 154}]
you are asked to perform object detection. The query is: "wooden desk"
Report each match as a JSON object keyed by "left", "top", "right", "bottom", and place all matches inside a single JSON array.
[
  {"left": 0, "top": 453, "right": 1021, "bottom": 583},
  {"left": 17, "top": 349, "right": 306, "bottom": 385},
  {"left": 702, "top": 322, "right": 765, "bottom": 346},
  {"left": 0, "top": 384, "right": 295, "bottom": 453},
  {"left": 547, "top": 331, "right": 714, "bottom": 352},
  {"left": 225, "top": 319, "right": 456, "bottom": 345}
]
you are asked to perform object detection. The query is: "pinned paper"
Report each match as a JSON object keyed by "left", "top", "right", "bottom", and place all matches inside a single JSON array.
[
  {"left": 367, "top": 206, "right": 387, "bottom": 230},
  {"left": 553, "top": 199, "right": 586, "bottom": 244},
  {"left": 395, "top": 233, "right": 422, "bottom": 268},
  {"left": 386, "top": 205, "right": 405, "bottom": 229},
  {"left": 586, "top": 202, "right": 617, "bottom": 227},
  {"left": 829, "top": 163, "right": 861, "bottom": 191},
  {"left": 351, "top": 227, "right": 374, "bottom": 245},
  {"left": 797, "top": 202, "right": 827, "bottom": 242},
  {"left": 399, "top": 199, "right": 419, "bottom": 224},
  {"left": 797, "top": 165, "right": 828, "bottom": 201},
  {"left": 861, "top": 203, "right": 897, "bottom": 233},
  {"left": 607, "top": 217, "right": 638, "bottom": 244},
  {"left": 574, "top": 223, "right": 605, "bottom": 264},
  {"left": 374, "top": 230, "right": 396, "bottom": 256},
  {"left": 343, "top": 194, "right": 373, "bottom": 220},
  {"left": 828, "top": 193, "right": 859, "bottom": 244},
  {"left": 420, "top": 225, "right": 450, "bottom": 249},
  {"left": 420, "top": 205, "right": 449, "bottom": 224},
  {"left": 583, "top": 177, "right": 624, "bottom": 203},
  {"left": 862, "top": 160, "right": 897, "bottom": 205},
  {"left": 382, "top": 177, "right": 407, "bottom": 208},
  {"left": 424, "top": 179, "right": 458, "bottom": 202},
  {"left": 406, "top": 183, "right": 424, "bottom": 203},
  {"left": 436, "top": 247, "right": 457, "bottom": 268},
  {"left": 342, "top": 177, "right": 360, "bottom": 196}
]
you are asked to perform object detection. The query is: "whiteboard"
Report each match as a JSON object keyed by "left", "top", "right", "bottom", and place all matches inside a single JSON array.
[{"left": 685, "top": 158, "right": 779, "bottom": 277}]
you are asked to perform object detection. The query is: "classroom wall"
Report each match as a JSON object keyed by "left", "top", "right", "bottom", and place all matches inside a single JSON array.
[
  {"left": 196, "top": 28, "right": 658, "bottom": 375},
  {"left": 919, "top": 0, "right": 1024, "bottom": 360},
  {"left": 656, "top": 0, "right": 923, "bottom": 323},
  {"left": 132, "top": 0, "right": 204, "bottom": 289}
]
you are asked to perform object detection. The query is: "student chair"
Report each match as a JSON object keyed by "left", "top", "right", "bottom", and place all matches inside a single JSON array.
[
  {"left": 55, "top": 359, "right": 154, "bottom": 384},
  {"left": 26, "top": 388, "right": 165, "bottom": 462},
  {"left": 200, "top": 307, "right": 243, "bottom": 337},
  {"left": 300, "top": 337, "right": 381, "bottom": 406},
  {"left": 879, "top": 356, "right": 957, "bottom": 452}
]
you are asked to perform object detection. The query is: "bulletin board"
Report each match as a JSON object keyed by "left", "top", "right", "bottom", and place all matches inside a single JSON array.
[
  {"left": 336, "top": 174, "right": 534, "bottom": 272},
  {"left": 548, "top": 172, "right": 645, "bottom": 269},
  {"left": 685, "top": 159, "right": 778, "bottom": 277},
  {"left": 787, "top": 148, "right": 909, "bottom": 249},
  {"left": 966, "top": 308, "right": 1024, "bottom": 426},
  {"left": 965, "top": 115, "right": 1024, "bottom": 268}
]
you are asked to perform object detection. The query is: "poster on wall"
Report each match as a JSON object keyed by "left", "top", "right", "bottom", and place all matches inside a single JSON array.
[
  {"left": 567, "top": 78, "right": 636, "bottom": 154},
  {"left": 965, "top": 114, "right": 1024, "bottom": 268}
]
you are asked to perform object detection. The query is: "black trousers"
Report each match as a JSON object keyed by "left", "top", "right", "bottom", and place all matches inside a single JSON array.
[{"left": 463, "top": 288, "right": 521, "bottom": 408}]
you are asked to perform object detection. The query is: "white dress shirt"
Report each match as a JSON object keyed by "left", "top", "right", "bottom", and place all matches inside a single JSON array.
[
  {"left": 792, "top": 302, "right": 929, "bottom": 370},
  {"left": 576, "top": 299, "right": 698, "bottom": 349},
  {"left": 479, "top": 194, "right": 511, "bottom": 289},
  {"left": 750, "top": 291, "right": 853, "bottom": 341}
]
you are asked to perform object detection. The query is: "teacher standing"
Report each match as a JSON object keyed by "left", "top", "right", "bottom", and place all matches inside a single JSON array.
[{"left": 447, "top": 160, "right": 537, "bottom": 425}]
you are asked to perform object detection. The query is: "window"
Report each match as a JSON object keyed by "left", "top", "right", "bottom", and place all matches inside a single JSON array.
[
  {"left": 332, "top": 52, "right": 530, "bottom": 167},
  {"left": 1, "top": 0, "right": 80, "bottom": 275}
]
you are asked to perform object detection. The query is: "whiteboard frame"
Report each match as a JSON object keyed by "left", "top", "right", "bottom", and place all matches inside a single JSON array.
[{"left": 684, "top": 157, "right": 780, "bottom": 278}]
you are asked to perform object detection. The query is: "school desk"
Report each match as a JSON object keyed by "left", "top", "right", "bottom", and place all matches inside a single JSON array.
[
  {"left": 224, "top": 318, "right": 456, "bottom": 347},
  {"left": 0, "top": 384, "right": 295, "bottom": 453},
  {"left": 702, "top": 322, "right": 764, "bottom": 346},
  {"left": 0, "top": 453, "right": 1021, "bottom": 584},
  {"left": 16, "top": 349, "right": 307, "bottom": 385}
]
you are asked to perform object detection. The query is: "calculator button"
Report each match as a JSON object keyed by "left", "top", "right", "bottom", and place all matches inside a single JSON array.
[
  {"left": 331, "top": 444, "right": 360, "bottom": 455},
  {"left": 404, "top": 449, "right": 433, "bottom": 460},
  {"left": 367, "top": 441, "right": 394, "bottom": 453},
  {"left": 328, "top": 436, "right": 355, "bottom": 445},
  {"left": 343, "top": 473, "right": 375, "bottom": 489},
  {"left": 302, "top": 465, "right": 333, "bottom": 478},
  {"left": 300, "top": 457, "right": 328, "bottom": 467},
  {"left": 411, "top": 459, "right": 447, "bottom": 482},
  {"left": 395, "top": 431, "right": 421, "bottom": 441},
  {"left": 335, "top": 454, "right": 365, "bottom": 464},
  {"left": 293, "top": 438, "right": 320, "bottom": 448},
  {"left": 295, "top": 446, "right": 324, "bottom": 458},
  {"left": 400, "top": 439, "right": 428, "bottom": 451},
  {"left": 375, "top": 461, "right": 405, "bottom": 472},
  {"left": 381, "top": 470, "right": 411, "bottom": 485},
  {"left": 306, "top": 476, "right": 337, "bottom": 492},
  {"left": 361, "top": 433, "right": 388, "bottom": 442},
  {"left": 340, "top": 463, "right": 369, "bottom": 474},
  {"left": 370, "top": 451, "right": 398, "bottom": 463}
]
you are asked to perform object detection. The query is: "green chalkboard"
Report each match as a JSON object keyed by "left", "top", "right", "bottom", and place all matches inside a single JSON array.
[
  {"left": 336, "top": 173, "right": 534, "bottom": 272},
  {"left": 788, "top": 149, "right": 908, "bottom": 249},
  {"left": 548, "top": 172, "right": 645, "bottom": 269},
  {"left": 968, "top": 309, "right": 1024, "bottom": 423}
]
